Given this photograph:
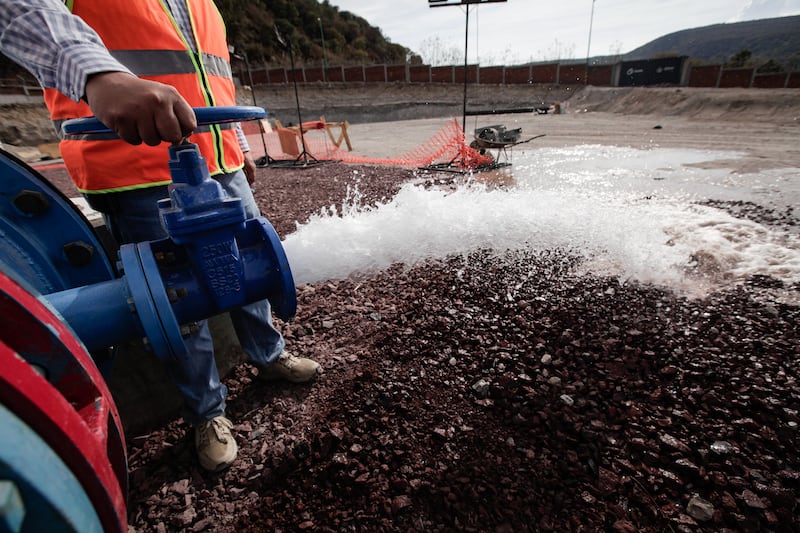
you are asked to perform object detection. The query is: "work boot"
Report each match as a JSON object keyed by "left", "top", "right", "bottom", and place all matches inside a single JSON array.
[
  {"left": 195, "top": 416, "right": 238, "bottom": 472},
  {"left": 257, "top": 351, "right": 321, "bottom": 383}
]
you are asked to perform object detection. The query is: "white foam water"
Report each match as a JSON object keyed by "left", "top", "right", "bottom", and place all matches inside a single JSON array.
[{"left": 282, "top": 145, "right": 800, "bottom": 299}]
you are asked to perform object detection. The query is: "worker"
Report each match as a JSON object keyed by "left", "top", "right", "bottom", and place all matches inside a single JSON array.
[{"left": 0, "top": 0, "right": 321, "bottom": 472}]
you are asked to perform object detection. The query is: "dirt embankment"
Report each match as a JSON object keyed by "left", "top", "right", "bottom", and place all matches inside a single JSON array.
[
  {"left": 250, "top": 84, "right": 800, "bottom": 127},
  {"left": 568, "top": 86, "right": 800, "bottom": 122},
  {"left": 0, "top": 102, "right": 55, "bottom": 147},
  {"left": 3, "top": 85, "right": 799, "bottom": 151}
]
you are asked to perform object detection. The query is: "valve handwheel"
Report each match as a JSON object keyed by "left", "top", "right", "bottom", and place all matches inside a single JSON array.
[{"left": 61, "top": 105, "right": 267, "bottom": 136}]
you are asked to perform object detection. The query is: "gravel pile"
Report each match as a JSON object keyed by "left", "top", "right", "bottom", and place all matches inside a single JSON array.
[{"left": 38, "top": 162, "right": 799, "bottom": 532}]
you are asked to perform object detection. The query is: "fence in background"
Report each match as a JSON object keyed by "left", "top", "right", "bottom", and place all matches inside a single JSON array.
[
  {"left": 4, "top": 58, "right": 799, "bottom": 99},
  {"left": 240, "top": 57, "right": 800, "bottom": 90}
]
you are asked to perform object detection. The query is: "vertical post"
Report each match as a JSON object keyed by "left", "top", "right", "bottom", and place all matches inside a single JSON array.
[
  {"left": 585, "top": 0, "right": 596, "bottom": 85},
  {"left": 289, "top": 44, "right": 310, "bottom": 163},
  {"left": 462, "top": 5, "right": 470, "bottom": 136},
  {"left": 234, "top": 47, "right": 270, "bottom": 166},
  {"left": 318, "top": 17, "right": 328, "bottom": 82}
]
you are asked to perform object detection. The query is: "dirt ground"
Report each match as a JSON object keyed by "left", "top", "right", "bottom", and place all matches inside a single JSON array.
[{"left": 6, "top": 85, "right": 800, "bottom": 531}]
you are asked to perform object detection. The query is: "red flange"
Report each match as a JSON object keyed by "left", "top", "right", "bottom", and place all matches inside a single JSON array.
[{"left": 0, "top": 270, "right": 128, "bottom": 532}]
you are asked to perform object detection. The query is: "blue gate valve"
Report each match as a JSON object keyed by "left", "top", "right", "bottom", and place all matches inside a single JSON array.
[
  {"left": 45, "top": 107, "right": 296, "bottom": 364},
  {"left": 159, "top": 142, "right": 250, "bottom": 312}
]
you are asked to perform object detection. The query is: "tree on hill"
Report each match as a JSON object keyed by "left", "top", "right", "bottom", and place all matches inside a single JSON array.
[
  {"left": 757, "top": 59, "right": 784, "bottom": 73},
  {"left": 0, "top": 0, "right": 418, "bottom": 79},
  {"left": 727, "top": 49, "right": 753, "bottom": 68}
]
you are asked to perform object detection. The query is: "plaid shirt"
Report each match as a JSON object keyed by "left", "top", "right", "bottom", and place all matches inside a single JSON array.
[{"left": 0, "top": 0, "right": 248, "bottom": 151}]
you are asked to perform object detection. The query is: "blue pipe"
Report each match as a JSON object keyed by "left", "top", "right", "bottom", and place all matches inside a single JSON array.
[
  {"left": 43, "top": 136, "right": 296, "bottom": 362},
  {"left": 42, "top": 278, "right": 142, "bottom": 351}
]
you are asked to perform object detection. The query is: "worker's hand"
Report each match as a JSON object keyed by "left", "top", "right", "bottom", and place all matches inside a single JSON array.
[
  {"left": 84, "top": 72, "right": 197, "bottom": 146},
  {"left": 242, "top": 152, "right": 257, "bottom": 185}
]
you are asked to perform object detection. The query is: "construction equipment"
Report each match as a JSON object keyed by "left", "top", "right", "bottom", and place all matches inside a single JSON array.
[{"left": 468, "top": 124, "right": 546, "bottom": 167}]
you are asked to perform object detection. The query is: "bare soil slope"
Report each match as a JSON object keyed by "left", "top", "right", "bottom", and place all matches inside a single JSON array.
[{"left": 4, "top": 84, "right": 800, "bottom": 150}]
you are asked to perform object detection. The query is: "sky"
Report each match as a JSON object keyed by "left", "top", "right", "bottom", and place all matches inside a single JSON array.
[{"left": 326, "top": 0, "right": 800, "bottom": 65}]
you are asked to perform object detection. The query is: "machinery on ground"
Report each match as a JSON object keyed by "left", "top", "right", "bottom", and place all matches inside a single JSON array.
[
  {"left": 0, "top": 107, "right": 294, "bottom": 532},
  {"left": 469, "top": 124, "right": 546, "bottom": 167}
]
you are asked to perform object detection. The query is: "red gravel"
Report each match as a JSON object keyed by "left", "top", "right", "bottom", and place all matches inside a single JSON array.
[{"left": 38, "top": 162, "right": 799, "bottom": 532}]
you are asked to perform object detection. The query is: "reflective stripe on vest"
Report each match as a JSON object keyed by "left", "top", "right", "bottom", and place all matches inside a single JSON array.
[
  {"left": 44, "top": 0, "right": 243, "bottom": 194},
  {"left": 109, "top": 50, "right": 232, "bottom": 79}
]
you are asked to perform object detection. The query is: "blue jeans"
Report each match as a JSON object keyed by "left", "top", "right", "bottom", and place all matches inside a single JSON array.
[{"left": 87, "top": 170, "right": 285, "bottom": 424}]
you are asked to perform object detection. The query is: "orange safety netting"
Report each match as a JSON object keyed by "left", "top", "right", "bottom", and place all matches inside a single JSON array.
[{"left": 247, "top": 117, "right": 494, "bottom": 171}]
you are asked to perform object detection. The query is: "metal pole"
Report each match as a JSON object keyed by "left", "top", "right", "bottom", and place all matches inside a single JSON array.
[
  {"left": 288, "top": 42, "right": 311, "bottom": 165},
  {"left": 242, "top": 50, "right": 269, "bottom": 164},
  {"left": 462, "top": 5, "right": 469, "bottom": 136},
  {"left": 585, "top": 0, "right": 596, "bottom": 85},
  {"left": 318, "top": 17, "right": 328, "bottom": 82},
  {"left": 428, "top": 0, "right": 508, "bottom": 155}
]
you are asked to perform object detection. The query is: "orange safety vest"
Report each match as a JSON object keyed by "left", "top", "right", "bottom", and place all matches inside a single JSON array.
[{"left": 43, "top": 0, "right": 243, "bottom": 194}]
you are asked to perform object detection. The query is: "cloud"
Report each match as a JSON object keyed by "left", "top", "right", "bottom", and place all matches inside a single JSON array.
[
  {"left": 329, "top": 0, "right": 800, "bottom": 66},
  {"left": 732, "top": 0, "right": 800, "bottom": 21}
]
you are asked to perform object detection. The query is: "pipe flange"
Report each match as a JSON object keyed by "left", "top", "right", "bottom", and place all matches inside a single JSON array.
[{"left": 118, "top": 244, "right": 186, "bottom": 362}]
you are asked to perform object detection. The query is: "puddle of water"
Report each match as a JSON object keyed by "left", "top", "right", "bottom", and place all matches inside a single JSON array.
[{"left": 509, "top": 146, "right": 799, "bottom": 208}]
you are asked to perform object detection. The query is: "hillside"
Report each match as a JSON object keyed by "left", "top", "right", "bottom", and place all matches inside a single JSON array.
[
  {"left": 624, "top": 15, "right": 800, "bottom": 68},
  {"left": 2, "top": 7, "right": 798, "bottom": 79}
]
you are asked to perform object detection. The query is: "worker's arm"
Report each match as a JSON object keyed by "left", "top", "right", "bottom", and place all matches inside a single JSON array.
[
  {"left": 0, "top": 0, "right": 195, "bottom": 145},
  {"left": 0, "top": 0, "right": 131, "bottom": 101}
]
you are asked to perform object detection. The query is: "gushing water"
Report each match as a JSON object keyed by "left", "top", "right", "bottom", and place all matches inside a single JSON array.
[{"left": 282, "top": 145, "right": 800, "bottom": 297}]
